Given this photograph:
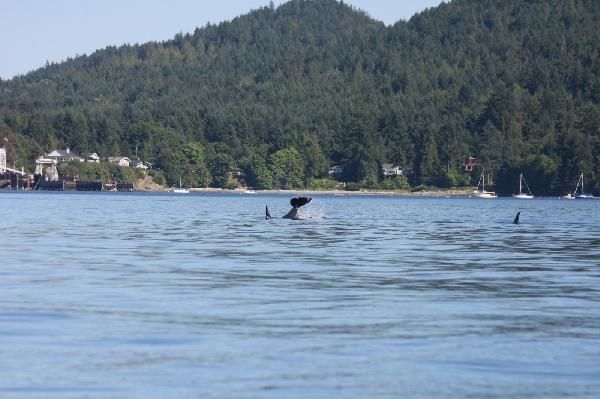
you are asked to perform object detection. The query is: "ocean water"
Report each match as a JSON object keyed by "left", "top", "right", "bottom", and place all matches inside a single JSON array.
[{"left": 0, "top": 191, "right": 599, "bottom": 398}]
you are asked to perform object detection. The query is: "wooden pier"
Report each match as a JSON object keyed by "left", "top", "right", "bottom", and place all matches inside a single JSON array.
[
  {"left": 32, "top": 180, "right": 135, "bottom": 192},
  {"left": 76, "top": 181, "right": 103, "bottom": 191},
  {"left": 36, "top": 180, "right": 65, "bottom": 191},
  {"left": 117, "top": 182, "right": 134, "bottom": 192}
]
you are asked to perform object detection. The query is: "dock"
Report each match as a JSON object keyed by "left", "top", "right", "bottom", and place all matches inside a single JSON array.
[{"left": 30, "top": 180, "right": 135, "bottom": 192}]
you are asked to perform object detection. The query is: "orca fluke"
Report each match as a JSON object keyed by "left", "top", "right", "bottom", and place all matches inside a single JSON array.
[
  {"left": 290, "top": 197, "right": 312, "bottom": 208},
  {"left": 266, "top": 197, "right": 313, "bottom": 220},
  {"left": 513, "top": 211, "right": 520, "bottom": 225},
  {"left": 283, "top": 197, "right": 312, "bottom": 220}
]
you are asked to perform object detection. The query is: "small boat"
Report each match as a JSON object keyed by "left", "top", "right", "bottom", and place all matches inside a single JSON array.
[
  {"left": 170, "top": 178, "right": 189, "bottom": 194},
  {"left": 475, "top": 191, "right": 497, "bottom": 199},
  {"left": 243, "top": 189, "right": 256, "bottom": 194},
  {"left": 474, "top": 169, "right": 497, "bottom": 198},
  {"left": 574, "top": 173, "right": 594, "bottom": 199},
  {"left": 561, "top": 193, "right": 575, "bottom": 200},
  {"left": 513, "top": 173, "right": 534, "bottom": 199}
]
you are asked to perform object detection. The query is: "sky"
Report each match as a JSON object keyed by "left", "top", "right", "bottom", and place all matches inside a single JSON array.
[{"left": 0, "top": 0, "right": 443, "bottom": 80}]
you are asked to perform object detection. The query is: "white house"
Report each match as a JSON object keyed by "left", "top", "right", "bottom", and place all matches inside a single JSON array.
[
  {"left": 133, "top": 161, "right": 148, "bottom": 171},
  {"left": 87, "top": 153, "right": 100, "bottom": 163},
  {"left": 382, "top": 163, "right": 403, "bottom": 177},
  {"left": 129, "top": 158, "right": 151, "bottom": 171},
  {"left": 45, "top": 148, "right": 84, "bottom": 163},
  {"left": 107, "top": 157, "right": 131, "bottom": 167}
]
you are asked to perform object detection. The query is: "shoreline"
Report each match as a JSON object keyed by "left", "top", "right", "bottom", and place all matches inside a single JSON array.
[
  {"left": 187, "top": 187, "right": 475, "bottom": 197},
  {"left": 2, "top": 187, "right": 597, "bottom": 198}
]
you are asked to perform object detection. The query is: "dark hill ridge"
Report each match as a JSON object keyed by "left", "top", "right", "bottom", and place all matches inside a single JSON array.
[{"left": 0, "top": 0, "right": 598, "bottom": 194}]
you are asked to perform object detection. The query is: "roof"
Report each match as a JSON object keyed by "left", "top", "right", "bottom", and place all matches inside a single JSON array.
[
  {"left": 47, "top": 149, "right": 80, "bottom": 157},
  {"left": 47, "top": 150, "right": 64, "bottom": 157}
]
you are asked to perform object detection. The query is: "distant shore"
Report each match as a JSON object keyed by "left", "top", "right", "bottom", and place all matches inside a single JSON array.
[
  {"left": 185, "top": 187, "right": 474, "bottom": 197},
  {"left": 131, "top": 177, "right": 474, "bottom": 196}
]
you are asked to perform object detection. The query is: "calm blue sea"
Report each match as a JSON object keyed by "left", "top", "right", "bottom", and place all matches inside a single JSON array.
[{"left": 0, "top": 191, "right": 599, "bottom": 398}]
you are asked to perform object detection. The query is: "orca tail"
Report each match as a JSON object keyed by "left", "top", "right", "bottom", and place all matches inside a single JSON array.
[
  {"left": 266, "top": 205, "right": 272, "bottom": 220},
  {"left": 513, "top": 211, "right": 520, "bottom": 225},
  {"left": 290, "top": 197, "right": 312, "bottom": 208}
]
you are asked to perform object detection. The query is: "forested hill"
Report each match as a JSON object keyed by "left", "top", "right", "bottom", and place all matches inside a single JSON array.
[{"left": 1, "top": 0, "right": 599, "bottom": 194}]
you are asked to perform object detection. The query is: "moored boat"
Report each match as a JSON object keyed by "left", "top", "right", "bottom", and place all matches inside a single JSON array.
[
  {"left": 513, "top": 173, "right": 534, "bottom": 199},
  {"left": 574, "top": 173, "right": 594, "bottom": 199},
  {"left": 170, "top": 178, "right": 189, "bottom": 194},
  {"left": 474, "top": 169, "right": 497, "bottom": 198}
]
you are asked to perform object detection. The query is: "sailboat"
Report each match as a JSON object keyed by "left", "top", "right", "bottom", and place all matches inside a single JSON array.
[
  {"left": 513, "top": 173, "right": 534, "bottom": 199},
  {"left": 574, "top": 173, "right": 594, "bottom": 199},
  {"left": 171, "top": 178, "right": 190, "bottom": 194},
  {"left": 473, "top": 169, "right": 497, "bottom": 198}
]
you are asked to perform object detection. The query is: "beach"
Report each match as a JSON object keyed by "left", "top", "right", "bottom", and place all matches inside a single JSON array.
[{"left": 186, "top": 187, "right": 474, "bottom": 197}]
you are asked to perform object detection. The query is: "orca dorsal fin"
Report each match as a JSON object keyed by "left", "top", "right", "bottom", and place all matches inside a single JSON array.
[
  {"left": 266, "top": 205, "right": 272, "bottom": 220},
  {"left": 513, "top": 211, "right": 520, "bottom": 225}
]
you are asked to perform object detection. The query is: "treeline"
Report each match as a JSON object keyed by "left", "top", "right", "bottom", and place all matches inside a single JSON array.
[{"left": 0, "top": 0, "right": 598, "bottom": 194}]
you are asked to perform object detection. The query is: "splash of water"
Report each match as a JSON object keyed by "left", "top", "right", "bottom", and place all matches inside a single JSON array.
[{"left": 298, "top": 205, "right": 326, "bottom": 220}]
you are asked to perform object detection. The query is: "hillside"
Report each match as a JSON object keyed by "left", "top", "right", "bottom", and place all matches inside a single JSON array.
[{"left": 1, "top": 0, "right": 599, "bottom": 194}]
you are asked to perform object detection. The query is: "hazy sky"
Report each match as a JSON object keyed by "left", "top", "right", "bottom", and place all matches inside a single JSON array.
[{"left": 0, "top": 0, "right": 443, "bottom": 80}]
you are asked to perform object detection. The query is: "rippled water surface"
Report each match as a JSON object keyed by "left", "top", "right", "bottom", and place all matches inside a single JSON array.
[{"left": 1, "top": 191, "right": 599, "bottom": 398}]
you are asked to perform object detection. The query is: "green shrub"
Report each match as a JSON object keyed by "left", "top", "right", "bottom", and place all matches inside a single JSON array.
[
  {"left": 149, "top": 169, "right": 166, "bottom": 186},
  {"left": 306, "top": 178, "right": 338, "bottom": 190}
]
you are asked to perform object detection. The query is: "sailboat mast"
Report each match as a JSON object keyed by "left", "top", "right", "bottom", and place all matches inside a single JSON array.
[
  {"left": 482, "top": 171, "right": 485, "bottom": 191},
  {"left": 574, "top": 173, "right": 581, "bottom": 196},
  {"left": 519, "top": 173, "right": 522, "bottom": 195}
]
